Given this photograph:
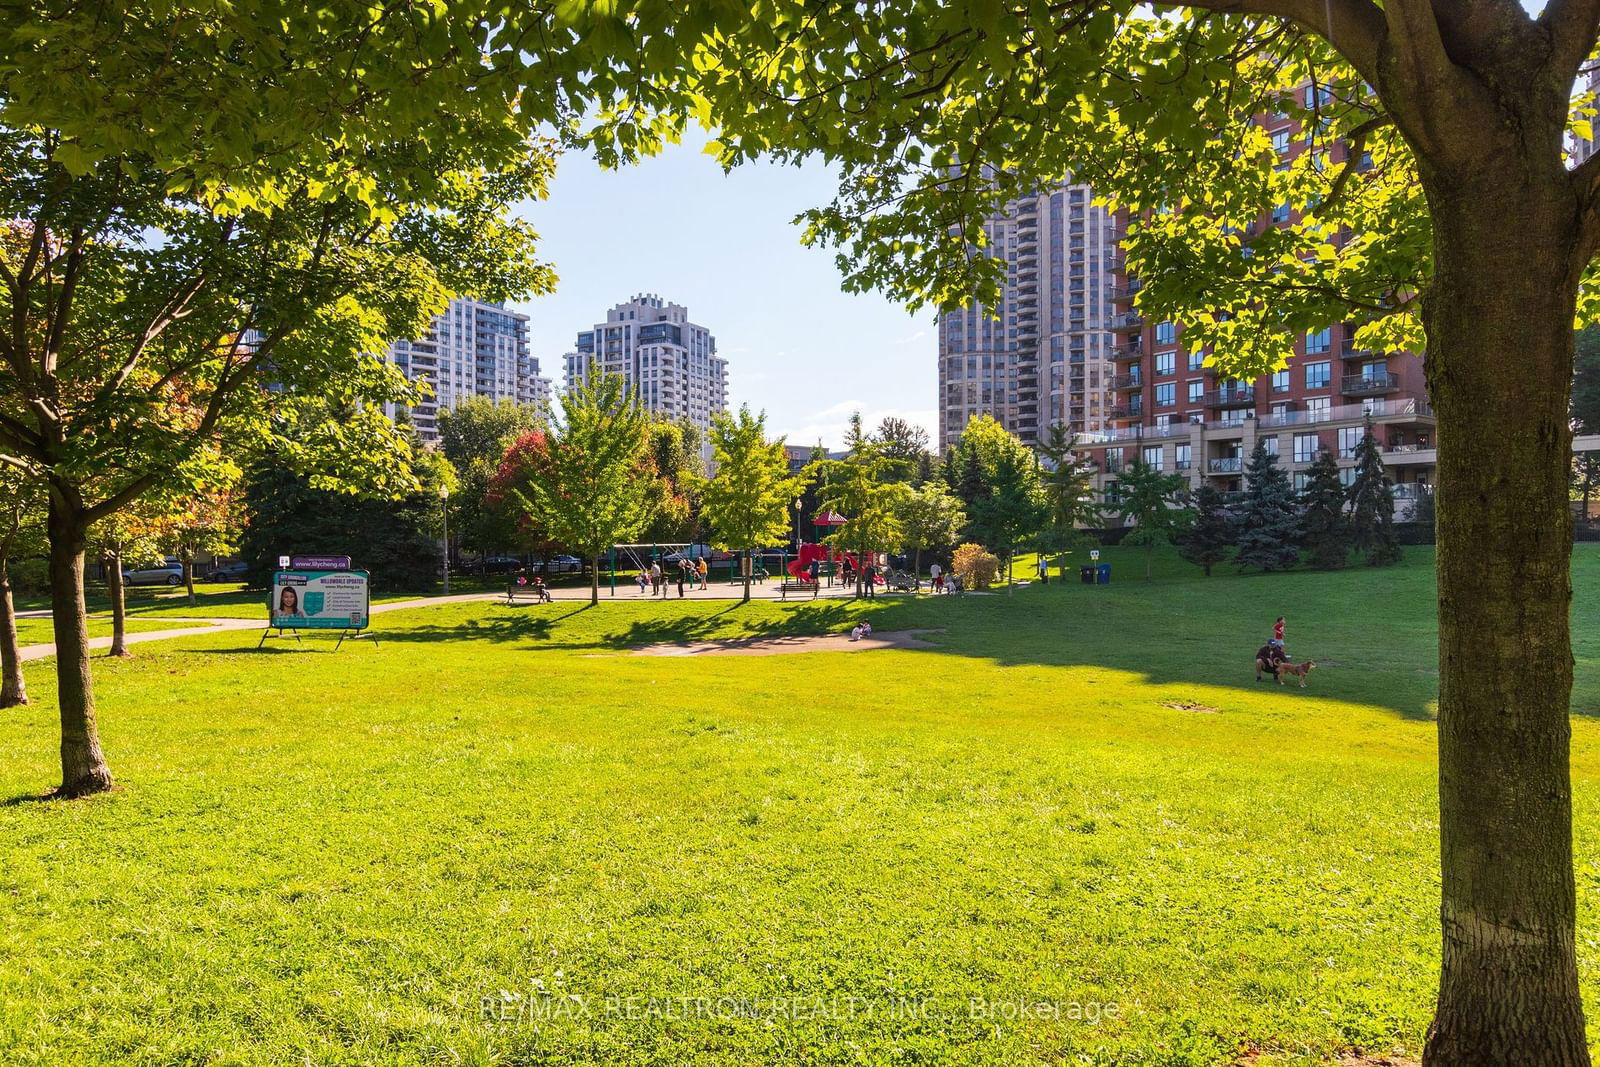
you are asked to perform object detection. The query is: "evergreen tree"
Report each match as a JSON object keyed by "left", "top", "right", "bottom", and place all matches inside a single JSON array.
[
  {"left": 1348, "top": 423, "right": 1402, "bottom": 566},
  {"left": 1299, "top": 450, "right": 1352, "bottom": 569},
  {"left": 969, "top": 449, "right": 1048, "bottom": 593},
  {"left": 1177, "top": 484, "right": 1233, "bottom": 577},
  {"left": 1115, "top": 460, "right": 1192, "bottom": 581},
  {"left": 1235, "top": 439, "right": 1300, "bottom": 571},
  {"left": 940, "top": 447, "right": 959, "bottom": 493},
  {"left": 957, "top": 445, "right": 987, "bottom": 514}
]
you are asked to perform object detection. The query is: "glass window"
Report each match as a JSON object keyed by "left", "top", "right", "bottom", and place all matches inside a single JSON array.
[
  {"left": 1272, "top": 370, "right": 1291, "bottom": 393},
  {"left": 1155, "top": 352, "right": 1176, "bottom": 376},
  {"left": 1304, "top": 361, "right": 1332, "bottom": 389},
  {"left": 1263, "top": 436, "right": 1279, "bottom": 457},
  {"left": 1271, "top": 129, "right": 1291, "bottom": 154},
  {"left": 1305, "top": 328, "right": 1331, "bottom": 354},
  {"left": 1339, "top": 426, "right": 1364, "bottom": 458},
  {"left": 1155, "top": 321, "right": 1177, "bottom": 344},
  {"left": 1293, "top": 433, "right": 1320, "bottom": 463},
  {"left": 1175, "top": 444, "right": 1191, "bottom": 469},
  {"left": 1143, "top": 445, "right": 1162, "bottom": 470},
  {"left": 1188, "top": 351, "right": 1205, "bottom": 372},
  {"left": 1155, "top": 383, "right": 1176, "bottom": 406},
  {"left": 1188, "top": 381, "right": 1204, "bottom": 403},
  {"left": 1272, "top": 203, "right": 1291, "bottom": 224},
  {"left": 1306, "top": 397, "right": 1332, "bottom": 421},
  {"left": 1293, "top": 472, "right": 1310, "bottom": 491}
]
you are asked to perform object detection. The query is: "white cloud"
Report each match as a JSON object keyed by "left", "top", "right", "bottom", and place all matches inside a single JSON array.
[
  {"left": 892, "top": 329, "right": 928, "bottom": 346},
  {"left": 776, "top": 400, "right": 938, "bottom": 452}
]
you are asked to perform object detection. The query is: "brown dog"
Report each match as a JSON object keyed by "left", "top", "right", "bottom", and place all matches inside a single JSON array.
[{"left": 1275, "top": 660, "right": 1316, "bottom": 687}]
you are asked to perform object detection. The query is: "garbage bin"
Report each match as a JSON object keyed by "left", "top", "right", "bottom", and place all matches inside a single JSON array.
[
  {"left": 1096, "top": 562, "right": 1112, "bottom": 585},
  {"left": 1080, "top": 565, "right": 1095, "bottom": 585}
]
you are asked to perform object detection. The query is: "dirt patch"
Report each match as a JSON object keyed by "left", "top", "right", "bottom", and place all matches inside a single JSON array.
[
  {"left": 1161, "top": 700, "right": 1219, "bottom": 714},
  {"left": 626, "top": 629, "right": 940, "bottom": 658}
]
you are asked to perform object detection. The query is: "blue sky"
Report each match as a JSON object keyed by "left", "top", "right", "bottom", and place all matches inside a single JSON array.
[{"left": 511, "top": 135, "right": 930, "bottom": 451}]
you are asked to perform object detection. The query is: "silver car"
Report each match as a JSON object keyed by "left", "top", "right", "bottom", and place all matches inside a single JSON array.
[{"left": 122, "top": 558, "right": 185, "bottom": 586}]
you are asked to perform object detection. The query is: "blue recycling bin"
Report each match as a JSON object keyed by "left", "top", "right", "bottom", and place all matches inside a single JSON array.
[{"left": 1096, "top": 563, "right": 1112, "bottom": 585}]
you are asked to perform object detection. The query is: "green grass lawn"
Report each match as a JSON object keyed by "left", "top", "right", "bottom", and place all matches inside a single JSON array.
[
  {"left": 10, "top": 616, "right": 213, "bottom": 647},
  {"left": 3, "top": 546, "right": 1600, "bottom": 1064}
]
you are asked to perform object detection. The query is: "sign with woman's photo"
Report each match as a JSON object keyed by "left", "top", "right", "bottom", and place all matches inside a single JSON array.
[{"left": 269, "top": 569, "right": 370, "bottom": 630}]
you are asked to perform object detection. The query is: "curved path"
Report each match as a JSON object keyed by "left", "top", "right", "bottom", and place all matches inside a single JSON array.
[{"left": 16, "top": 592, "right": 505, "bottom": 662}]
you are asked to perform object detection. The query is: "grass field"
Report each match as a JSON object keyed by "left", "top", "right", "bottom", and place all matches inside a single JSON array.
[{"left": 3, "top": 545, "right": 1599, "bottom": 1064}]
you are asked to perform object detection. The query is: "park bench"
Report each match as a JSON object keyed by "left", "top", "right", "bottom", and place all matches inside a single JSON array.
[{"left": 505, "top": 582, "right": 553, "bottom": 604}]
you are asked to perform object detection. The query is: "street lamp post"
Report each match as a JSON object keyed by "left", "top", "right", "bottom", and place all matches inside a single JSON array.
[{"left": 439, "top": 484, "right": 451, "bottom": 595}]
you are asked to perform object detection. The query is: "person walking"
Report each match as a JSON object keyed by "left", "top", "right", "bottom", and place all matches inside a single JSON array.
[
  {"left": 677, "top": 560, "right": 687, "bottom": 598},
  {"left": 862, "top": 559, "right": 876, "bottom": 598},
  {"left": 929, "top": 561, "right": 941, "bottom": 594},
  {"left": 697, "top": 557, "right": 709, "bottom": 591},
  {"left": 1037, "top": 555, "right": 1049, "bottom": 585},
  {"left": 650, "top": 561, "right": 662, "bottom": 596}
]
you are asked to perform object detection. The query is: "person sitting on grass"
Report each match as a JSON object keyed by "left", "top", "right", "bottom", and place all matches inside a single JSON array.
[{"left": 850, "top": 620, "right": 873, "bottom": 641}]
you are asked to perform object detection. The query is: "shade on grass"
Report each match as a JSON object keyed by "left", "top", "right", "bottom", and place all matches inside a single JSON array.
[{"left": 1, "top": 546, "right": 1598, "bottom": 1064}]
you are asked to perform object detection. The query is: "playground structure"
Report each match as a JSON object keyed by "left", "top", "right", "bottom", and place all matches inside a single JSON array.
[{"left": 786, "top": 542, "right": 857, "bottom": 585}]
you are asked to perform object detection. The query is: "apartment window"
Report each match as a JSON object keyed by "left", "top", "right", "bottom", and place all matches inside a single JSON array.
[
  {"left": 1156, "top": 321, "right": 1177, "bottom": 344},
  {"left": 1263, "top": 435, "right": 1279, "bottom": 457},
  {"left": 1155, "top": 352, "right": 1176, "bottom": 376},
  {"left": 1188, "top": 351, "right": 1205, "bottom": 372},
  {"left": 1304, "top": 361, "right": 1332, "bottom": 389},
  {"left": 1305, "top": 396, "right": 1332, "bottom": 421},
  {"left": 1293, "top": 472, "right": 1310, "bottom": 492},
  {"left": 1143, "top": 445, "right": 1163, "bottom": 470},
  {"left": 1272, "top": 370, "right": 1291, "bottom": 393},
  {"left": 1175, "top": 444, "right": 1192, "bottom": 470},
  {"left": 1340, "top": 467, "right": 1359, "bottom": 488},
  {"left": 1339, "top": 426, "right": 1364, "bottom": 458},
  {"left": 1272, "top": 203, "right": 1291, "bottom": 224},
  {"left": 1188, "top": 380, "right": 1204, "bottom": 403},
  {"left": 1271, "top": 129, "right": 1291, "bottom": 154},
  {"left": 1293, "top": 433, "right": 1320, "bottom": 463},
  {"left": 1155, "top": 383, "right": 1176, "bottom": 407},
  {"left": 1305, "top": 328, "right": 1331, "bottom": 354}
]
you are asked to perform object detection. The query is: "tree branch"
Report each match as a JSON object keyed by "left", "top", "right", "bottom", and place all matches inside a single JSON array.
[
  {"left": 1180, "top": 0, "right": 1386, "bottom": 83},
  {"left": 1541, "top": 0, "right": 1600, "bottom": 79}
]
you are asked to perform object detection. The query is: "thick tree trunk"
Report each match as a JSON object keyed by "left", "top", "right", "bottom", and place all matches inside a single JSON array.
[
  {"left": 1421, "top": 169, "right": 1587, "bottom": 1063},
  {"left": 46, "top": 495, "right": 112, "bottom": 796},
  {"left": 182, "top": 551, "right": 195, "bottom": 606},
  {"left": 589, "top": 555, "right": 599, "bottom": 606},
  {"left": 105, "top": 548, "right": 130, "bottom": 658},
  {"left": 0, "top": 556, "right": 27, "bottom": 707}
]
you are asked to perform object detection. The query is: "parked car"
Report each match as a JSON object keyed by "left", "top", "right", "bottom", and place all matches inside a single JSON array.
[
  {"left": 204, "top": 560, "right": 249, "bottom": 583},
  {"left": 122, "top": 558, "right": 184, "bottom": 586},
  {"left": 662, "top": 543, "right": 734, "bottom": 564},
  {"left": 550, "top": 555, "right": 584, "bottom": 573},
  {"left": 470, "top": 555, "right": 524, "bottom": 575}
]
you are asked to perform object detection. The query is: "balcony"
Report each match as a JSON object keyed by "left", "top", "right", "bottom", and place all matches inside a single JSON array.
[
  {"left": 1341, "top": 373, "right": 1401, "bottom": 397},
  {"left": 1109, "top": 279, "right": 1144, "bottom": 301},
  {"left": 1340, "top": 344, "right": 1377, "bottom": 362},
  {"left": 1110, "top": 343, "right": 1144, "bottom": 362},
  {"left": 1108, "top": 405, "right": 1144, "bottom": 421},
  {"left": 1110, "top": 312, "right": 1145, "bottom": 332},
  {"left": 1208, "top": 457, "right": 1244, "bottom": 473},
  {"left": 1204, "top": 387, "right": 1256, "bottom": 408},
  {"left": 1110, "top": 373, "right": 1143, "bottom": 392}
]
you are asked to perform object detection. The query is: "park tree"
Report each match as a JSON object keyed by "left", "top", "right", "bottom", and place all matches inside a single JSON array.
[
  {"left": 1300, "top": 451, "right": 1353, "bottom": 570},
  {"left": 437, "top": 398, "right": 545, "bottom": 561},
  {"left": 0, "top": 469, "right": 44, "bottom": 706},
  {"left": 1038, "top": 423, "right": 1106, "bottom": 577},
  {"left": 969, "top": 448, "right": 1048, "bottom": 593},
  {"left": 700, "top": 407, "right": 803, "bottom": 603},
  {"left": 557, "top": 4, "right": 1600, "bottom": 1050},
  {"left": 0, "top": 5, "right": 558, "bottom": 797},
  {"left": 1236, "top": 440, "right": 1301, "bottom": 573},
  {"left": 643, "top": 419, "right": 707, "bottom": 545},
  {"left": 1115, "top": 460, "right": 1192, "bottom": 581},
  {"left": 503, "top": 372, "right": 656, "bottom": 606},
  {"left": 1349, "top": 425, "right": 1403, "bottom": 567},
  {"left": 814, "top": 446, "right": 907, "bottom": 598},
  {"left": 163, "top": 477, "right": 244, "bottom": 606},
  {"left": 871, "top": 416, "right": 932, "bottom": 482},
  {"left": 895, "top": 482, "right": 967, "bottom": 580},
  {"left": 1177, "top": 485, "right": 1234, "bottom": 577}
]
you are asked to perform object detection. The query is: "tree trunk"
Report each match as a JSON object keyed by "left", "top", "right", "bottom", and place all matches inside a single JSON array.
[
  {"left": 742, "top": 550, "right": 751, "bottom": 603},
  {"left": 589, "top": 554, "right": 599, "bottom": 606},
  {"left": 105, "top": 546, "right": 131, "bottom": 658},
  {"left": 46, "top": 494, "right": 112, "bottom": 797},
  {"left": 0, "top": 556, "right": 27, "bottom": 707},
  {"left": 1420, "top": 166, "right": 1587, "bottom": 1063},
  {"left": 183, "top": 550, "right": 195, "bottom": 606}
]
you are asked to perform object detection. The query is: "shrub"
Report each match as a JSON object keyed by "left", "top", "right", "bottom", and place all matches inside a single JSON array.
[{"left": 951, "top": 543, "right": 999, "bottom": 590}]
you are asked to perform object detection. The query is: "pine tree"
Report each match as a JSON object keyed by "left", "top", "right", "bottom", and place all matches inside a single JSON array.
[
  {"left": 1235, "top": 438, "right": 1300, "bottom": 571},
  {"left": 957, "top": 444, "right": 987, "bottom": 513},
  {"left": 1348, "top": 422, "right": 1402, "bottom": 566},
  {"left": 1177, "top": 484, "right": 1233, "bottom": 576},
  {"left": 941, "top": 447, "right": 958, "bottom": 493},
  {"left": 1115, "top": 459, "right": 1192, "bottom": 580},
  {"left": 1299, "top": 450, "right": 1351, "bottom": 569}
]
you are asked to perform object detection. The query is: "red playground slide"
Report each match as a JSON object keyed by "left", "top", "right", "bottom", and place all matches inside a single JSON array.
[{"left": 787, "top": 543, "right": 871, "bottom": 582}]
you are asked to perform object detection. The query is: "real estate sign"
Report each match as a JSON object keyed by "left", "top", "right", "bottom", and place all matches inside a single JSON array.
[{"left": 269, "top": 569, "right": 370, "bottom": 630}]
